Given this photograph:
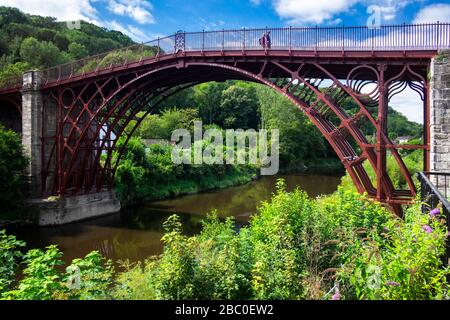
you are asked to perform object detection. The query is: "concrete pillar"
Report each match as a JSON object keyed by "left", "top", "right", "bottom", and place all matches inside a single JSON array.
[
  {"left": 430, "top": 50, "right": 450, "bottom": 196},
  {"left": 22, "top": 71, "right": 43, "bottom": 197}
]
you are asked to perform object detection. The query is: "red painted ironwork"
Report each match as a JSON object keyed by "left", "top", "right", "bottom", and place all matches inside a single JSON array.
[{"left": 0, "top": 23, "right": 446, "bottom": 214}]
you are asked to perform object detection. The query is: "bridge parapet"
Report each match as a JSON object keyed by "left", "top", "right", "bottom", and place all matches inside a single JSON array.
[{"left": 0, "top": 23, "right": 449, "bottom": 94}]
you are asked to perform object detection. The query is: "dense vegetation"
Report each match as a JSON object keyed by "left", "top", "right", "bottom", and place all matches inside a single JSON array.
[
  {"left": 0, "top": 125, "right": 28, "bottom": 221},
  {"left": 114, "top": 135, "right": 258, "bottom": 206},
  {"left": 1, "top": 182, "right": 448, "bottom": 300},
  {"left": 0, "top": 7, "right": 445, "bottom": 301},
  {"left": 0, "top": 6, "right": 134, "bottom": 83}
]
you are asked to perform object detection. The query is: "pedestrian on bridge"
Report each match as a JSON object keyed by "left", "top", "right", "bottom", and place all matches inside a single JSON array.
[
  {"left": 259, "top": 32, "right": 266, "bottom": 49},
  {"left": 265, "top": 31, "right": 272, "bottom": 49}
]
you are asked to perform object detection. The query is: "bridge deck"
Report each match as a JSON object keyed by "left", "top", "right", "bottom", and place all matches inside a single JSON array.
[{"left": 0, "top": 23, "right": 448, "bottom": 94}]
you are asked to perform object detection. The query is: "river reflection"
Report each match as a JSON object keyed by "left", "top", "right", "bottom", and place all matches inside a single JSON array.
[{"left": 13, "top": 174, "right": 342, "bottom": 264}]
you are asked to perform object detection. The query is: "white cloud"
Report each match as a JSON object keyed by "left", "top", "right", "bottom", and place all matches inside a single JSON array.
[
  {"left": 413, "top": 3, "right": 450, "bottom": 23},
  {"left": 250, "top": 0, "right": 262, "bottom": 5},
  {"left": 271, "top": 0, "right": 419, "bottom": 25},
  {"left": 106, "top": 20, "right": 150, "bottom": 42},
  {"left": 0, "top": 0, "right": 98, "bottom": 22},
  {"left": 107, "top": 0, "right": 155, "bottom": 24},
  {"left": 390, "top": 88, "right": 423, "bottom": 124},
  {"left": 273, "top": 0, "right": 360, "bottom": 24}
]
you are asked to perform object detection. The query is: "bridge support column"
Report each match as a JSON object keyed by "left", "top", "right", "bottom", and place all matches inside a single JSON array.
[
  {"left": 22, "top": 71, "right": 43, "bottom": 197},
  {"left": 21, "top": 71, "right": 121, "bottom": 225},
  {"left": 431, "top": 50, "right": 450, "bottom": 174}
]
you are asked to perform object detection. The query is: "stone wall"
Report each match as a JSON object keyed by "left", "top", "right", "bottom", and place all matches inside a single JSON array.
[
  {"left": 430, "top": 50, "right": 450, "bottom": 197},
  {"left": 22, "top": 71, "right": 43, "bottom": 197},
  {"left": 34, "top": 191, "right": 121, "bottom": 226},
  {"left": 430, "top": 50, "right": 450, "bottom": 173}
]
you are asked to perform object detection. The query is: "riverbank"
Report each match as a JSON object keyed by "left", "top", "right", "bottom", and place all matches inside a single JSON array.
[{"left": 10, "top": 173, "right": 343, "bottom": 264}]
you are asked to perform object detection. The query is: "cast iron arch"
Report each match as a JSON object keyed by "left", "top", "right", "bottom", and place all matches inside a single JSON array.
[{"left": 43, "top": 58, "right": 426, "bottom": 214}]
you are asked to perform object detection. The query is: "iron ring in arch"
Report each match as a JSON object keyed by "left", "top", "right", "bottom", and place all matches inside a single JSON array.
[
  {"left": 61, "top": 88, "right": 76, "bottom": 109},
  {"left": 346, "top": 65, "right": 381, "bottom": 99}
]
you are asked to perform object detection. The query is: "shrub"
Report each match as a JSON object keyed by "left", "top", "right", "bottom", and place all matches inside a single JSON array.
[{"left": 0, "top": 125, "right": 29, "bottom": 220}]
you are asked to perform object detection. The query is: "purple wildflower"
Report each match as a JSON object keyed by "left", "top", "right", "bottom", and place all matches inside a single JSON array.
[
  {"left": 422, "top": 225, "right": 433, "bottom": 233},
  {"left": 386, "top": 281, "right": 400, "bottom": 287},
  {"left": 331, "top": 287, "right": 341, "bottom": 300},
  {"left": 383, "top": 226, "right": 390, "bottom": 233},
  {"left": 430, "top": 208, "right": 441, "bottom": 217}
]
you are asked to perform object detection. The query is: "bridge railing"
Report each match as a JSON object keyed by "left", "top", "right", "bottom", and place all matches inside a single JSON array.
[
  {"left": 1, "top": 23, "right": 449, "bottom": 92},
  {"left": 417, "top": 172, "right": 450, "bottom": 265}
]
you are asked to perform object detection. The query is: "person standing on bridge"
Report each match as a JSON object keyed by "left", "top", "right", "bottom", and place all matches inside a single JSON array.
[
  {"left": 259, "top": 32, "right": 266, "bottom": 49},
  {"left": 265, "top": 31, "right": 272, "bottom": 49}
]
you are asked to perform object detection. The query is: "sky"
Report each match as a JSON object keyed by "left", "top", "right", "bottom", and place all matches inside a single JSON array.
[{"left": 1, "top": 0, "right": 450, "bottom": 123}]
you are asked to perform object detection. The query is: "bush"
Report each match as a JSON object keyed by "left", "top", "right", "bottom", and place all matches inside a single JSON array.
[
  {"left": 338, "top": 202, "right": 449, "bottom": 300},
  {"left": 1, "top": 240, "right": 114, "bottom": 300},
  {"left": 113, "top": 180, "right": 449, "bottom": 300},
  {"left": 114, "top": 136, "right": 258, "bottom": 206},
  {"left": 0, "top": 125, "right": 28, "bottom": 220}
]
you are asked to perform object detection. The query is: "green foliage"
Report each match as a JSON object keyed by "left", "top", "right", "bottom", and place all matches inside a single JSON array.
[
  {"left": 0, "top": 236, "right": 114, "bottom": 300},
  {"left": 0, "top": 125, "right": 28, "bottom": 219},
  {"left": 218, "top": 85, "right": 260, "bottom": 129},
  {"left": 257, "top": 84, "right": 331, "bottom": 171},
  {"left": 338, "top": 202, "right": 449, "bottom": 300},
  {"left": 0, "top": 61, "right": 30, "bottom": 86},
  {"left": 136, "top": 108, "right": 200, "bottom": 140},
  {"left": 4, "top": 245, "right": 64, "bottom": 300},
  {"left": 114, "top": 136, "right": 257, "bottom": 206},
  {"left": 68, "top": 42, "right": 88, "bottom": 60},
  {"left": 113, "top": 181, "right": 448, "bottom": 300},
  {"left": 340, "top": 149, "right": 423, "bottom": 192},
  {"left": 20, "top": 37, "right": 69, "bottom": 68},
  {"left": 0, "top": 6, "right": 134, "bottom": 83},
  {"left": 0, "top": 230, "right": 25, "bottom": 294},
  {"left": 57, "top": 251, "right": 114, "bottom": 300}
]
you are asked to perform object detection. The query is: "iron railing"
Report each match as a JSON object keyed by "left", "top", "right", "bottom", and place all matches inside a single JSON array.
[
  {"left": 417, "top": 172, "right": 450, "bottom": 265},
  {"left": 0, "top": 23, "right": 449, "bottom": 92}
]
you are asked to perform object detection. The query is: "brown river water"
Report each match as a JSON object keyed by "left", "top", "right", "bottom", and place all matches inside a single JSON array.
[{"left": 11, "top": 174, "right": 342, "bottom": 264}]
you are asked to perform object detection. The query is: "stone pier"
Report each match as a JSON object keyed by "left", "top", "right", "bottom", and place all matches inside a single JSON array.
[
  {"left": 21, "top": 71, "right": 121, "bottom": 226},
  {"left": 430, "top": 50, "right": 450, "bottom": 193}
]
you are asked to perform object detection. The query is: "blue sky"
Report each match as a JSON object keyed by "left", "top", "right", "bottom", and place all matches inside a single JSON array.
[
  {"left": 1, "top": 0, "right": 449, "bottom": 122},
  {"left": 1, "top": 0, "right": 449, "bottom": 43}
]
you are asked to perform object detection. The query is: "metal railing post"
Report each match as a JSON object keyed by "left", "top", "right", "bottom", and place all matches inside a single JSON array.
[
  {"left": 222, "top": 29, "right": 225, "bottom": 51},
  {"left": 437, "top": 21, "right": 441, "bottom": 51},
  {"left": 157, "top": 38, "right": 160, "bottom": 57},
  {"left": 202, "top": 30, "right": 205, "bottom": 52},
  {"left": 289, "top": 26, "right": 292, "bottom": 51},
  {"left": 315, "top": 25, "right": 318, "bottom": 52}
]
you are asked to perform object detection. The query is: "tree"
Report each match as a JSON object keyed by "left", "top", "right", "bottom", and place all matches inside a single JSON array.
[
  {"left": 0, "top": 125, "right": 28, "bottom": 218},
  {"left": 218, "top": 85, "right": 259, "bottom": 129},
  {"left": 68, "top": 42, "right": 88, "bottom": 60},
  {"left": 0, "top": 61, "right": 30, "bottom": 87},
  {"left": 19, "top": 37, "right": 67, "bottom": 68},
  {"left": 194, "top": 82, "right": 228, "bottom": 125}
]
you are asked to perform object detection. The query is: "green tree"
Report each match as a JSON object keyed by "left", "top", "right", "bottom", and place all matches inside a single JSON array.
[
  {"left": 20, "top": 37, "right": 68, "bottom": 68},
  {"left": 0, "top": 125, "right": 28, "bottom": 219},
  {"left": 218, "top": 85, "right": 259, "bottom": 129},
  {"left": 68, "top": 42, "right": 88, "bottom": 60}
]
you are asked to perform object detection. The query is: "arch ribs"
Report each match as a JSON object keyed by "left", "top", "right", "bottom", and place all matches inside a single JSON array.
[{"left": 37, "top": 55, "right": 429, "bottom": 215}]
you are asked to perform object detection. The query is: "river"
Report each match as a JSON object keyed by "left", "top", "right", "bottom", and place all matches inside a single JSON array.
[{"left": 12, "top": 174, "right": 342, "bottom": 264}]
